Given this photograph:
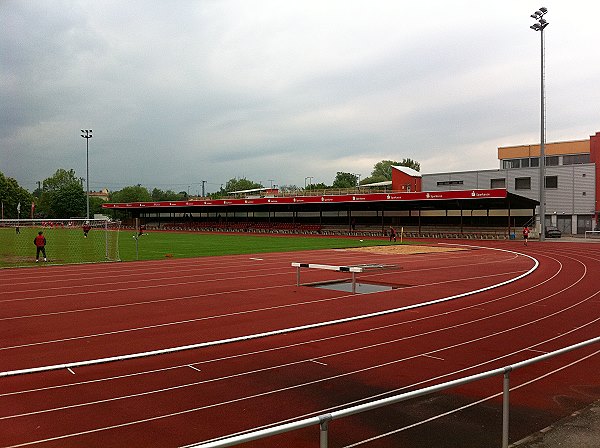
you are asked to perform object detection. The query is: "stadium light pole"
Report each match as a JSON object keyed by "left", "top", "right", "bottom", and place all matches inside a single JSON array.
[
  {"left": 80, "top": 129, "right": 93, "bottom": 220},
  {"left": 530, "top": 7, "right": 548, "bottom": 241}
]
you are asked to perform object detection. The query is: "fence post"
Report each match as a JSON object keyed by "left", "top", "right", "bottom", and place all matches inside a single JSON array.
[
  {"left": 296, "top": 266, "right": 301, "bottom": 286},
  {"left": 502, "top": 368, "right": 512, "bottom": 448},
  {"left": 319, "top": 414, "right": 332, "bottom": 448}
]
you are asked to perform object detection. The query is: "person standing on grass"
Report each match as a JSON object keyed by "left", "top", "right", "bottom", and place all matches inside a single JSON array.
[
  {"left": 522, "top": 226, "right": 530, "bottom": 246},
  {"left": 34, "top": 231, "right": 47, "bottom": 262},
  {"left": 83, "top": 223, "right": 91, "bottom": 237}
]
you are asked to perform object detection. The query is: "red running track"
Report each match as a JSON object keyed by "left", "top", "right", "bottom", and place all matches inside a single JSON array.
[{"left": 0, "top": 240, "right": 599, "bottom": 447}]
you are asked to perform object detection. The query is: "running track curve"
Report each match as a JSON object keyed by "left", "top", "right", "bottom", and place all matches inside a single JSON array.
[{"left": 0, "top": 240, "right": 599, "bottom": 448}]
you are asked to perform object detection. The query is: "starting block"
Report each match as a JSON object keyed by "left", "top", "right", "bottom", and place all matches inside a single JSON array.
[{"left": 291, "top": 262, "right": 398, "bottom": 293}]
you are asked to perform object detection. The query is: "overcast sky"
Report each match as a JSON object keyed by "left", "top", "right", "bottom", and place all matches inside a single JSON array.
[{"left": 2, "top": 0, "right": 599, "bottom": 194}]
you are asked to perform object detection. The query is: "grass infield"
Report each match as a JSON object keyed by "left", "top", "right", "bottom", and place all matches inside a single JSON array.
[
  {"left": 1, "top": 227, "right": 405, "bottom": 267},
  {"left": 124, "top": 231, "right": 402, "bottom": 262}
]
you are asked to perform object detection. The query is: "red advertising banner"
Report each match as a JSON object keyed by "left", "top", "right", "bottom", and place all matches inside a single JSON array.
[{"left": 102, "top": 189, "right": 507, "bottom": 209}]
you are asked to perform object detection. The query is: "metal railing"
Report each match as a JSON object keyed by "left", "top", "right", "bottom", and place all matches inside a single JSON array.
[{"left": 190, "top": 336, "right": 600, "bottom": 448}]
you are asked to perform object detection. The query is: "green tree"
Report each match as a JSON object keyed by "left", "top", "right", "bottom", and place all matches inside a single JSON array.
[
  {"left": 0, "top": 171, "right": 34, "bottom": 219},
  {"left": 89, "top": 196, "right": 106, "bottom": 217},
  {"left": 151, "top": 188, "right": 185, "bottom": 201},
  {"left": 332, "top": 172, "right": 358, "bottom": 189},
  {"left": 38, "top": 169, "right": 86, "bottom": 218},
  {"left": 110, "top": 185, "right": 152, "bottom": 203},
  {"left": 223, "top": 177, "right": 263, "bottom": 193},
  {"left": 361, "top": 159, "right": 420, "bottom": 185},
  {"left": 306, "top": 182, "right": 329, "bottom": 191}
]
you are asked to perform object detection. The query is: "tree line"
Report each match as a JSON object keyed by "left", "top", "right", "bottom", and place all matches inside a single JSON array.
[{"left": 0, "top": 158, "right": 419, "bottom": 219}]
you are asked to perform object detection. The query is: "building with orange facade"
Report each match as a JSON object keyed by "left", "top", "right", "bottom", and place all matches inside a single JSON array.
[{"left": 422, "top": 132, "right": 600, "bottom": 235}]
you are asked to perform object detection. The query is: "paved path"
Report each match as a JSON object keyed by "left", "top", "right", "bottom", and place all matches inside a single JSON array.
[{"left": 512, "top": 400, "right": 600, "bottom": 447}]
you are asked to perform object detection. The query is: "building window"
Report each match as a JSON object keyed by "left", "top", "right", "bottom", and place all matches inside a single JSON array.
[
  {"left": 515, "top": 177, "right": 531, "bottom": 190},
  {"left": 563, "top": 154, "right": 590, "bottom": 165},
  {"left": 502, "top": 159, "right": 520, "bottom": 169},
  {"left": 530, "top": 157, "right": 539, "bottom": 167},
  {"left": 490, "top": 178, "right": 506, "bottom": 189},
  {"left": 545, "top": 176, "right": 558, "bottom": 189},
  {"left": 520, "top": 158, "right": 530, "bottom": 168},
  {"left": 545, "top": 156, "right": 559, "bottom": 166},
  {"left": 436, "top": 180, "right": 464, "bottom": 186}
]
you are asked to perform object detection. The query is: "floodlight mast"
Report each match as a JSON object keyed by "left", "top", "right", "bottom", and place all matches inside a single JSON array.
[
  {"left": 80, "top": 129, "right": 93, "bottom": 220},
  {"left": 529, "top": 7, "right": 549, "bottom": 241}
]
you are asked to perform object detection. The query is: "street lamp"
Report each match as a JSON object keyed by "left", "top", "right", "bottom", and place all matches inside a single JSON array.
[
  {"left": 80, "top": 129, "right": 93, "bottom": 220},
  {"left": 530, "top": 7, "right": 549, "bottom": 241}
]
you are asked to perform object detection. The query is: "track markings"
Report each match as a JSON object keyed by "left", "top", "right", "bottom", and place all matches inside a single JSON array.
[
  {"left": 527, "top": 349, "right": 549, "bottom": 354},
  {"left": 188, "top": 365, "right": 202, "bottom": 373},
  {"left": 67, "top": 368, "right": 75, "bottom": 375},
  {"left": 421, "top": 354, "right": 445, "bottom": 361},
  {"left": 310, "top": 360, "right": 328, "bottom": 366}
]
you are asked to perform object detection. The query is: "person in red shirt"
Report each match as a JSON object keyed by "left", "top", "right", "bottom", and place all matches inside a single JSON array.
[
  {"left": 34, "top": 231, "right": 47, "bottom": 262},
  {"left": 522, "top": 226, "right": 530, "bottom": 246},
  {"left": 83, "top": 223, "right": 91, "bottom": 238}
]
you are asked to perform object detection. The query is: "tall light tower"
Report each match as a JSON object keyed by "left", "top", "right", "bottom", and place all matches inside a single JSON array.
[
  {"left": 530, "top": 7, "right": 549, "bottom": 241},
  {"left": 80, "top": 129, "right": 93, "bottom": 220}
]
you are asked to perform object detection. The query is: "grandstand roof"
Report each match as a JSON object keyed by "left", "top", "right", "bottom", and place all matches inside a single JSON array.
[{"left": 102, "top": 188, "right": 538, "bottom": 213}]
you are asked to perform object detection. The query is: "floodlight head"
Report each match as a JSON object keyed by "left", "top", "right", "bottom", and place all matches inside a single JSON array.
[
  {"left": 81, "top": 129, "right": 84, "bottom": 133},
  {"left": 535, "top": 10, "right": 543, "bottom": 16},
  {"left": 530, "top": 14, "right": 539, "bottom": 19},
  {"left": 540, "top": 18, "right": 547, "bottom": 25},
  {"left": 539, "top": 7, "right": 547, "bottom": 13},
  {"left": 530, "top": 24, "right": 541, "bottom": 31}
]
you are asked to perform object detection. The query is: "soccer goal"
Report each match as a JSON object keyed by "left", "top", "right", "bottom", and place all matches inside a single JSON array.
[{"left": 0, "top": 218, "right": 121, "bottom": 267}]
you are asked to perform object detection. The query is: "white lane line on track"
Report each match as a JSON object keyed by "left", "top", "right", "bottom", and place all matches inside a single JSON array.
[
  {"left": 421, "top": 354, "right": 445, "bottom": 361},
  {"left": 187, "top": 365, "right": 202, "bottom": 373},
  {"left": 0, "top": 245, "right": 538, "bottom": 378},
  {"left": 310, "top": 360, "right": 328, "bottom": 366}
]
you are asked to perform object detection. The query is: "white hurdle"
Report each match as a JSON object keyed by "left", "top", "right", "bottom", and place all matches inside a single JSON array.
[{"left": 291, "top": 262, "right": 397, "bottom": 294}]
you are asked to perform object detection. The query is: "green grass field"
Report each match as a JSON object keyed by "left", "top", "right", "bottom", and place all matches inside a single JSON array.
[
  {"left": 122, "top": 231, "right": 397, "bottom": 261},
  {"left": 1, "top": 227, "right": 401, "bottom": 267},
  {"left": 0, "top": 226, "right": 118, "bottom": 268}
]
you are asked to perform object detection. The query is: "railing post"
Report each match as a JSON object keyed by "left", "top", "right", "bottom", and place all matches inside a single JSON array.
[
  {"left": 319, "top": 414, "right": 332, "bottom": 448},
  {"left": 296, "top": 266, "right": 301, "bottom": 286},
  {"left": 352, "top": 272, "right": 356, "bottom": 294},
  {"left": 502, "top": 368, "right": 512, "bottom": 448}
]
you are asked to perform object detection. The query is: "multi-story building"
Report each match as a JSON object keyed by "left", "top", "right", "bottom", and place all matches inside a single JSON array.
[{"left": 422, "top": 132, "right": 600, "bottom": 235}]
